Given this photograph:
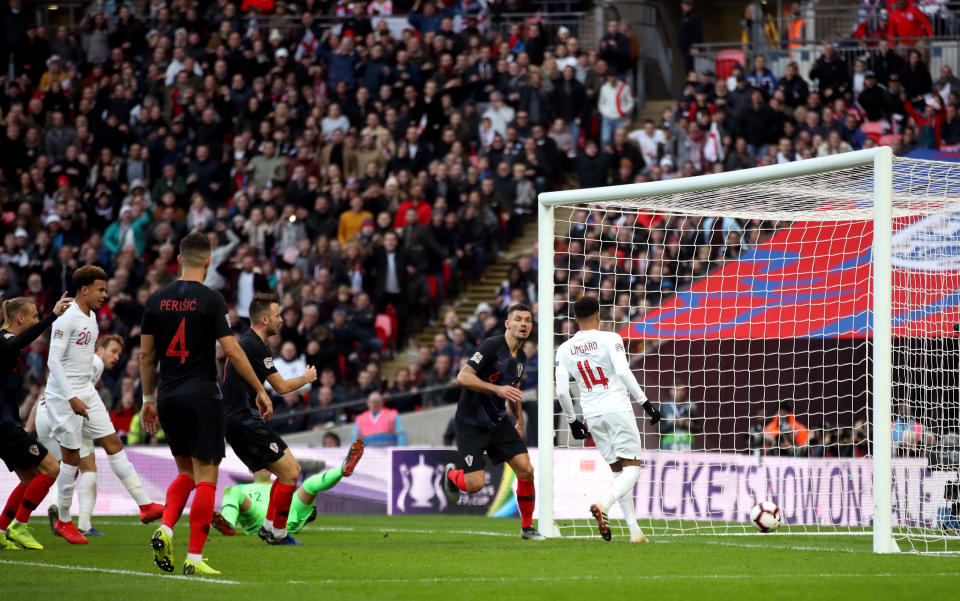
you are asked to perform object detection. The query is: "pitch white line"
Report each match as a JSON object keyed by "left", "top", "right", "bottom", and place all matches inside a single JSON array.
[
  {"left": 0, "top": 559, "right": 242, "bottom": 585},
  {"left": 699, "top": 539, "right": 860, "bottom": 554},
  {"left": 309, "top": 525, "right": 515, "bottom": 537},
  {"left": 302, "top": 572, "right": 960, "bottom": 585}
]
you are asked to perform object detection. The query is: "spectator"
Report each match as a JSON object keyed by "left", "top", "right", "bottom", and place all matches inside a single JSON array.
[
  {"left": 338, "top": 195, "right": 375, "bottom": 246},
  {"left": 658, "top": 381, "right": 702, "bottom": 450},
  {"left": 423, "top": 354, "right": 458, "bottom": 406},
  {"left": 270, "top": 340, "right": 313, "bottom": 396},
  {"left": 104, "top": 205, "right": 151, "bottom": 257},
  {"left": 941, "top": 104, "right": 960, "bottom": 146},
  {"left": 724, "top": 137, "right": 756, "bottom": 170},
  {"left": 901, "top": 48, "right": 934, "bottom": 99},
  {"left": 629, "top": 120, "right": 666, "bottom": 169},
  {"left": 888, "top": 0, "right": 933, "bottom": 45},
  {"left": 936, "top": 66, "right": 960, "bottom": 104},
  {"left": 352, "top": 391, "right": 407, "bottom": 446},
  {"left": 762, "top": 402, "right": 810, "bottom": 454},
  {"left": 598, "top": 71, "right": 634, "bottom": 146},
  {"left": 551, "top": 66, "right": 587, "bottom": 144},
  {"left": 678, "top": 1, "right": 703, "bottom": 73},
  {"left": 323, "top": 432, "right": 342, "bottom": 447},
  {"left": 737, "top": 89, "right": 778, "bottom": 157},
  {"left": 903, "top": 93, "right": 945, "bottom": 148},
  {"left": 858, "top": 70, "right": 890, "bottom": 121},
  {"left": 273, "top": 392, "right": 309, "bottom": 434},
  {"left": 778, "top": 61, "right": 810, "bottom": 109},
  {"left": 818, "top": 129, "right": 854, "bottom": 156},
  {"left": 809, "top": 43, "right": 850, "bottom": 100},
  {"left": 442, "top": 327, "right": 475, "bottom": 366},
  {"left": 746, "top": 54, "right": 778, "bottom": 98},
  {"left": 218, "top": 254, "right": 271, "bottom": 323},
  {"left": 598, "top": 19, "right": 631, "bottom": 76},
  {"left": 110, "top": 379, "right": 138, "bottom": 442}
]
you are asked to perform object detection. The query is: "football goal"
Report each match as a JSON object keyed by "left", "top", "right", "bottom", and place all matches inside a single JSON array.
[{"left": 536, "top": 147, "right": 960, "bottom": 554}]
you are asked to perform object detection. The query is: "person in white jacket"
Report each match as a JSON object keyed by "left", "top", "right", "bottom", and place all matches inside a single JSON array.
[{"left": 598, "top": 72, "right": 635, "bottom": 146}]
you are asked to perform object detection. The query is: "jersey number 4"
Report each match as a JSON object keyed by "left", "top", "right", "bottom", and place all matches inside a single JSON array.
[
  {"left": 577, "top": 360, "right": 609, "bottom": 391},
  {"left": 166, "top": 318, "right": 190, "bottom": 364}
]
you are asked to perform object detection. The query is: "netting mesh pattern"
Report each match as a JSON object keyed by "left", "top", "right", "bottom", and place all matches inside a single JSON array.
[{"left": 545, "top": 157, "right": 960, "bottom": 551}]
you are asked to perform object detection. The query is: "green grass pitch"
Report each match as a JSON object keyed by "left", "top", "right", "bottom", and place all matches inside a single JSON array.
[{"left": 1, "top": 515, "right": 958, "bottom": 601}]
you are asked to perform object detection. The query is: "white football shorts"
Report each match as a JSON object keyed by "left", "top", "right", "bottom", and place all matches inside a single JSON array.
[
  {"left": 586, "top": 411, "right": 644, "bottom": 465},
  {"left": 43, "top": 391, "right": 114, "bottom": 452}
]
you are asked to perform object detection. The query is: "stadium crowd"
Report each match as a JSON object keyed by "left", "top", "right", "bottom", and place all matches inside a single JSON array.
[
  {"left": 0, "top": 0, "right": 615, "bottom": 442},
  {"left": 1, "top": 0, "right": 957, "bottom": 445}
]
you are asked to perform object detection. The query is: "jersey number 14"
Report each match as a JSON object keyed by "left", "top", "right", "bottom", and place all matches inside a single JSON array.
[{"left": 576, "top": 360, "right": 609, "bottom": 391}]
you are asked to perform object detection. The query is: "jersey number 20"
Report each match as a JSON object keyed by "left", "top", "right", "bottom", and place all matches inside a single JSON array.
[
  {"left": 577, "top": 360, "right": 609, "bottom": 391},
  {"left": 166, "top": 318, "right": 190, "bottom": 364}
]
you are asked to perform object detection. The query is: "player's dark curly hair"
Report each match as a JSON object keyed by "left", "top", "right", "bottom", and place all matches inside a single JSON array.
[
  {"left": 574, "top": 295, "right": 600, "bottom": 319},
  {"left": 73, "top": 265, "right": 108, "bottom": 291}
]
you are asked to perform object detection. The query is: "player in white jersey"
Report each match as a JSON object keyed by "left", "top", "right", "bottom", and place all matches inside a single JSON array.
[
  {"left": 44, "top": 266, "right": 163, "bottom": 544},
  {"left": 34, "top": 334, "right": 128, "bottom": 537},
  {"left": 555, "top": 296, "right": 661, "bottom": 543}
]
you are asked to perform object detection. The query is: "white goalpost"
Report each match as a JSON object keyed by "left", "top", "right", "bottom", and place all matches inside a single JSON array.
[{"left": 537, "top": 147, "right": 960, "bottom": 554}]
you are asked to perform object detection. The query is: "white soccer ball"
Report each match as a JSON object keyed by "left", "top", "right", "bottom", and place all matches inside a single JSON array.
[{"left": 750, "top": 501, "right": 782, "bottom": 532}]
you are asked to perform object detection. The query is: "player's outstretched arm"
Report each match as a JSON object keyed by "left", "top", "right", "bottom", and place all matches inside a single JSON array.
[
  {"left": 456, "top": 365, "right": 521, "bottom": 403},
  {"left": 609, "top": 336, "right": 660, "bottom": 425},
  {"left": 220, "top": 335, "right": 273, "bottom": 420},
  {"left": 4, "top": 292, "right": 73, "bottom": 351},
  {"left": 140, "top": 333, "right": 159, "bottom": 434},
  {"left": 265, "top": 365, "right": 317, "bottom": 395}
]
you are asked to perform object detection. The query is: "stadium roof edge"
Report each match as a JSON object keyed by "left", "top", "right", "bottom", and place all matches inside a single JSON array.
[{"left": 537, "top": 147, "right": 887, "bottom": 207}]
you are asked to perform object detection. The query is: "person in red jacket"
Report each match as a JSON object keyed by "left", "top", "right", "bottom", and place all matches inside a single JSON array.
[
  {"left": 902, "top": 93, "right": 945, "bottom": 148},
  {"left": 887, "top": 0, "right": 932, "bottom": 45}
]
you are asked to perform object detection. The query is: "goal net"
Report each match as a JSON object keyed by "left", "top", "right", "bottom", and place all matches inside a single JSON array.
[{"left": 536, "top": 149, "right": 960, "bottom": 554}]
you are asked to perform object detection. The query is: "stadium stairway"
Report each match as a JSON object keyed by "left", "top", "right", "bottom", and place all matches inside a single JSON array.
[
  {"left": 639, "top": 99, "right": 675, "bottom": 127},
  {"left": 378, "top": 225, "right": 540, "bottom": 385}
]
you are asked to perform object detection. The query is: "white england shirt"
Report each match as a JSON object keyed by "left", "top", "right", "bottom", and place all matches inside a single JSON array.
[
  {"left": 555, "top": 329, "right": 647, "bottom": 421},
  {"left": 45, "top": 303, "right": 99, "bottom": 402}
]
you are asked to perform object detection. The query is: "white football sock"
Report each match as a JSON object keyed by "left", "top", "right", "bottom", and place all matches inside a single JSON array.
[
  {"left": 616, "top": 483, "right": 642, "bottom": 535},
  {"left": 56, "top": 462, "right": 79, "bottom": 523},
  {"left": 107, "top": 450, "right": 152, "bottom": 506},
  {"left": 262, "top": 518, "right": 274, "bottom": 533},
  {"left": 77, "top": 471, "right": 97, "bottom": 531},
  {"left": 161, "top": 525, "right": 174, "bottom": 538},
  {"left": 186, "top": 552, "right": 203, "bottom": 563},
  {"left": 602, "top": 465, "right": 642, "bottom": 513}
]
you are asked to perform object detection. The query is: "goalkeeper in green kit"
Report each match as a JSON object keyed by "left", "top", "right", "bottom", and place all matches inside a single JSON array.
[{"left": 212, "top": 439, "right": 363, "bottom": 537}]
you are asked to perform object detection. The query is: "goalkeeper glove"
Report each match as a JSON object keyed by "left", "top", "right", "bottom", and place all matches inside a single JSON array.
[
  {"left": 568, "top": 419, "right": 589, "bottom": 440},
  {"left": 642, "top": 401, "right": 661, "bottom": 426}
]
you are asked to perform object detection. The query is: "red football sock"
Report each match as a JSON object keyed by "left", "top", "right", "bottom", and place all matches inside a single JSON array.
[
  {"left": 516, "top": 478, "right": 535, "bottom": 529},
  {"left": 270, "top": 483, "right": 297, "bottom": 530},
  {"left": 0, "top": 483, "right": 26, "bottom": 530},
  {"left": 264, "top": 479, "right": 280, "bottom": 523},
  {"left": 188, "top": 481, "right": 216, "bottom": 555},
  {"left": 15, "top": 474, "right": 55, "bottom": 523},
  {"left": 447, "top": 469, "right": 468, "bottom": 492},
  {"left": 162, "top": 474, "right": 195, "bottom": 530}
]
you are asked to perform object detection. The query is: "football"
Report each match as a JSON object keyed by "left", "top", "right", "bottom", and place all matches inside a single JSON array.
[{"left": 750, "top": 501, "right": 782, "bottom": 532}]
